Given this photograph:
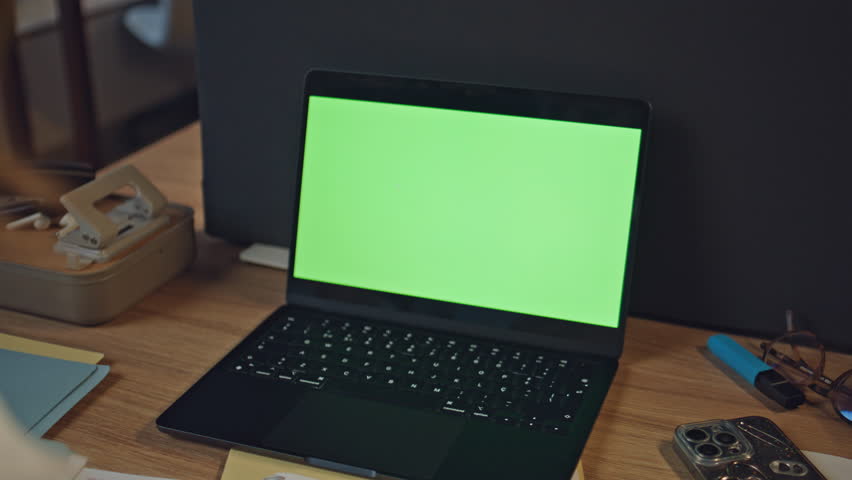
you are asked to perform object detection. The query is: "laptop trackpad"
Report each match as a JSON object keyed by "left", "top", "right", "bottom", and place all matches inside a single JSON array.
[{"left": 262, "top": 392, "right": 463, "bottom": 479}]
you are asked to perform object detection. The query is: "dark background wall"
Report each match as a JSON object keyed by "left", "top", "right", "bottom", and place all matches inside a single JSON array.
[{"left": 194, "top": 1, "right": 852, "bottom": 351}]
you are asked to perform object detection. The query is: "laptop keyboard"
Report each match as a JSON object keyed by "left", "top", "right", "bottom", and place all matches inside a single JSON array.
[{"left": 230, "top": 311, "right": 597, "bottom": 435}]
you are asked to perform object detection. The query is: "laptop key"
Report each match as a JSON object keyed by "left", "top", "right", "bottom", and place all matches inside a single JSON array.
[
  {"left": 258, "top": 341, "right": 287, "bottom": 357},
  {"left": 377, "top": 350, "right": 400, "bottom": 362},
  {"left": 334, "top": 355, "right": 353, "bottom": 367},
  {"left": 440, "top": 397, "right": 468, "bottom": 415},
  {"left": 429, "top": 384, "right": 445, "bottom": 395},
  {"left": 522, "top": 415, "right": 545, "bottom": 430},
  {"left": 449, "top": 376, "right": 467, "bottom": 387},
  {"left": 252, "top": 367, "right": 277, "bottom": 378},
  {"left": 496, "top": 384, "right": 513, "bottom": 396},
  {"left": 544, "top": 423, "right": 570, "bottom": 434},
  {"left": 291, "top": 347, "right": 312, "bottom": 359},
  {"left": 518, "top": 387, "right": 539, "bottom": 401},
  {"left": 399, "top": 343, "right": 418, "bottom": 356},
  {"left": 242, "top": 351, "right": 268, "bottom": 364},
  {"left": 292, "top": 360, "right": 311, "bottom": 371},
  {"left": 358, "top": 359, "right": 377, "bottom": 372},
  {"left": 424, "top": 347, "right": 441, "bottom": 359},
  {"left": 493, "top": 396, "right": 518, "bottom": 412},
  {"left": 509, "top": 360, "right": 533, "bottom": 375},
  {"left": 520, "top": 376, "right": 542, "bottom": 389},
  {"left": 470, "top": 379, "right": 495, "bottom": 394},
  {"left": 542, "top": 391, "right": 561, "bottom": 406},
  {"left": 402, "top": 356, "right": 422, "bottom": 367},
  {"left": 403, "top": 381, "right": 424, "bottom": 392},
  {"left": 444, "top": 351, "right": 467, "bottom": 364},
  {"left": 340, "top": 345, "right": 363, "bottom": 357},
  {"left": 445, "top": 388, "right": 472, "bottom": 402},
  {"left": 372, "top": 375, "right": 397, "bottom": 388},
  {"left": 272, "top": 355, "right": 289, "bottom": 367},
  {"left": 304, "top": 325, "right": 325, "bottom": 340},
  {"left": 495, "top": 412, "right": 520, "bottom": 425},
  {"left": 298, "top": 375, "right": 326, "bottom": 388},
  {"left": 469, "top": 355, "right": 492, "bottom": 370},
  {"left": 471, "top": 403, "right": 491, "bottom": 418}
]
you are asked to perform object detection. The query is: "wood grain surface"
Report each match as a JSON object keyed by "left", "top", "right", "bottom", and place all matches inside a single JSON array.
[{"left": 1, "top": 124, "right": 850, "bottom": 479}]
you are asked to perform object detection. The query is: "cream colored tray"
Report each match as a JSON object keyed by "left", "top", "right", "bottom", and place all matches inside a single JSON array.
[{"left": 0, "top": 204, "right": 194, "bottom": 325}]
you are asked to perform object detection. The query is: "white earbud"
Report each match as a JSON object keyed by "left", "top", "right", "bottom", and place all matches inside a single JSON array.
[
  {"left": 33, "top": 215, "right": 51, "bottom": 230},
  {"left": 5, "top": 212, "right": 51, "bottom": 231}
]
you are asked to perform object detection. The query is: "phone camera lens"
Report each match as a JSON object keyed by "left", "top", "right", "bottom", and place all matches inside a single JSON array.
[
  {"left": 715, "top": 432, "right": 737, "bottom": 445},
  {"left": 686, "top": 428, "right": 709, "bottom": 442},
  {"left": 696, "top": 443, "right": 722, "bottom": 457}
]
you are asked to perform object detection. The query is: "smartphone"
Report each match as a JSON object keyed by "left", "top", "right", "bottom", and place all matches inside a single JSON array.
[{"left": 673, "top": 416, "right": 826, "bottom": 480}]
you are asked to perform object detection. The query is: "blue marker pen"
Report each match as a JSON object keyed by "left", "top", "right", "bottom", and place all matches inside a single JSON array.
[{"left": 707, "top": 334, "right": 805, "bottom": 409}]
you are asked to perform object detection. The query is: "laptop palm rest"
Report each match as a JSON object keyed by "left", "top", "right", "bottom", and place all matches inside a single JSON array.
[{"left": 263, "top": 391, "right": 463, "bottom": 479}]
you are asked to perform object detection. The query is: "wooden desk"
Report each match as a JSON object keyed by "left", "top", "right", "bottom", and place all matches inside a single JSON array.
[{"left": 2, "top": 124, "right": 850, "bottom": 479}]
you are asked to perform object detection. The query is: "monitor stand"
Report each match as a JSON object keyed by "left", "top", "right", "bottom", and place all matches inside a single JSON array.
[{"left": 239, "top": 243, "right": 290, "bottom": 271}]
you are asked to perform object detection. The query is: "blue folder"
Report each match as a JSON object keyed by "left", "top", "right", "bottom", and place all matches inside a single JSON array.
[{"left": 0, "top": 348, "right": 109, "bottom": 437}]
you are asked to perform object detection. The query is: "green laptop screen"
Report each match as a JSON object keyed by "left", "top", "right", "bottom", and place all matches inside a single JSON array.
[{"left": 293, "top": 95, "right": 642, "bottom": 328}]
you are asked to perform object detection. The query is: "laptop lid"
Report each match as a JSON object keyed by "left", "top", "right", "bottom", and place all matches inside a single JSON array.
[{"left": 287, "top": 71, "right": 650, "bottom": 359}]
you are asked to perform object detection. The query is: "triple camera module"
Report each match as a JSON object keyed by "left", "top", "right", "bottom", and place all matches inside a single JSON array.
[{"left": 682, "top": 423, "right": 749, "bottom": 464}]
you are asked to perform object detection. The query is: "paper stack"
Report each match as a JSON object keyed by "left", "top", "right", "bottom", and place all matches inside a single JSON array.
[{"left": 0, "top": 333, "right": 109, "bottom": 437}]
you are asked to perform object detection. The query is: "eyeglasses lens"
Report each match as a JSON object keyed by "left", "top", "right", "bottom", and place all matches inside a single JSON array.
[
  {"left": 764, "top": 333, "right": 823, "bottom": 386},
  {"left": 834, "top": 374, "right": 852, "bottom": 423}
]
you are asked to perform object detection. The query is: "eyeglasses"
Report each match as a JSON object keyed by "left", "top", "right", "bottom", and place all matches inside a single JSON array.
[{"left": 759, "top": 310, "right": 851, "bottom": 425}]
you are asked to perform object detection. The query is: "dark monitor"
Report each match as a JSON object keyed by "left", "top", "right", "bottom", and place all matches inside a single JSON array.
[{"left": 194, "top": 1, "right": 852, "bottom": 351}]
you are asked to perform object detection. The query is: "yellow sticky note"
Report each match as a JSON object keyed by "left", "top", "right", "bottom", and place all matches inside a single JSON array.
[
  {"left": 222, "top": 449, "right": 583, "bottom": 480},
  {"left": 0, "top": 333, "right": 103, "bottom": 364}
]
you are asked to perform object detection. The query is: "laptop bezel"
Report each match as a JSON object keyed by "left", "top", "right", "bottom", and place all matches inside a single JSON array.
[{"left": 285, "top": 70, "right": 651, "bottom": 359}]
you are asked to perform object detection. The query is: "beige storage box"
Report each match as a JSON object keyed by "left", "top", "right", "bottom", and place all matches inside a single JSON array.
[{"left": 0, "top": 204, "right": 194, "bottom": 325}]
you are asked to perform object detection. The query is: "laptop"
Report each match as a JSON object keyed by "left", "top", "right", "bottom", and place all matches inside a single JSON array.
[{"left": 158, "top": 70, "right": 651, "bottom": 480}]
